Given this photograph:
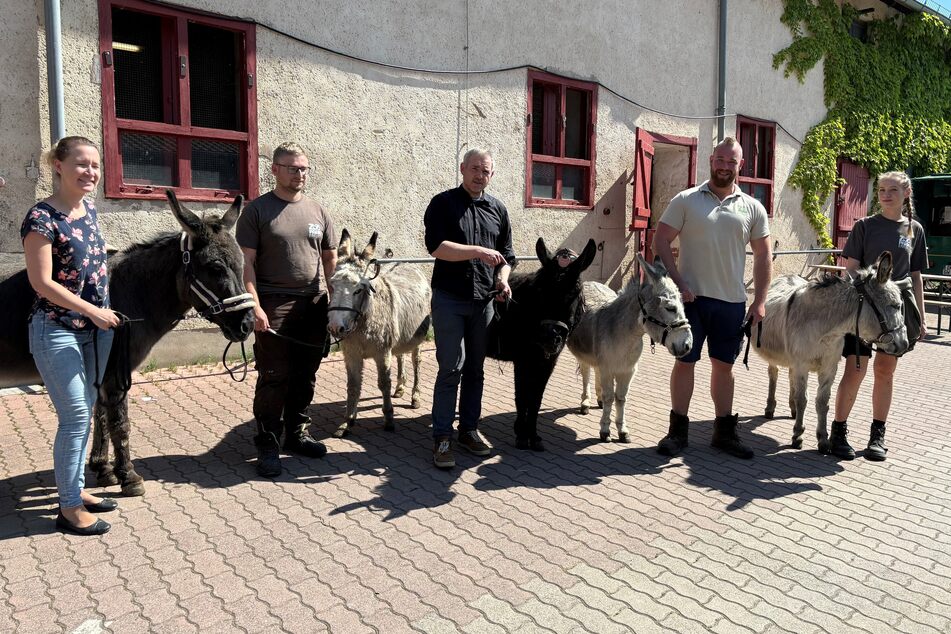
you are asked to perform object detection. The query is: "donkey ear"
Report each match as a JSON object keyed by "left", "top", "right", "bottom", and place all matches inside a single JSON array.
[
  {"left": 338, "top": 228, "right": 353, "bottom": 258},
  {"left": 536, "top": 237, "right": 553, "bottom": 267},
  {"left": 636, "top": 253, "right": 656, "bottom": 281},
  {"left": 570, "top": 239, "right": 597, "bottom": 273},
  {"left": 875, "top": 251, "right": 893, "bottom": 284},
  {"left": 361, "top": 231, "right": 378, "bottom": 260},
  {"left": 220, "top": 194, "right": 244, "bottom": 229},
  {"left": 651, "top": 255, "right": 668, "bottom": 276},
  {"left": 166, "top": 189, "right": 203, "bottom": 237}
]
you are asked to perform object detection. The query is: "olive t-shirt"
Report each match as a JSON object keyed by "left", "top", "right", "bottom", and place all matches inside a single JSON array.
[
  {"left": 235, "top": 191, "right": 336, "bottom": 296},
  {"left": 842, "top": 214, "right": 927, "bottom": 281}
]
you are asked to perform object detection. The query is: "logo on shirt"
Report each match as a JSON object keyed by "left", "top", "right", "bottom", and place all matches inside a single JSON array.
[
  {"left": 308, "top": 223, "right": 323, "bottom": 240},
  {"left": 898, "top": 235, "right": 912, "bottom": 252}
]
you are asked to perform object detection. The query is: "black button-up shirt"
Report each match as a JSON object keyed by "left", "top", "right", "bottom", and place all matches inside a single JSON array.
[{"left": 424, "top": 186, "right": 516, "bottom": 300}]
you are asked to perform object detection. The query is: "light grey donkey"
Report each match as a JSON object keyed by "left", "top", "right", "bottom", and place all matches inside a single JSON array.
[
  {"left": 326, "top": 230, "right": 432, "bottom": 437},
  {"left": 751, "top": 251, "right": 909, "bottom": 452},
  {"left": 568, "top": 255, "right": 693, "bottom": 442}
]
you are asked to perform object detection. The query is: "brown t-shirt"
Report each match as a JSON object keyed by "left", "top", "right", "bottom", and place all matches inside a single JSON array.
[{"left": 236, "top": 191, "right": 336, "bottom": 296}]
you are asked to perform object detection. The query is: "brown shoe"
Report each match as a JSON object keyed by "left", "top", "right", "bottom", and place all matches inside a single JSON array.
[
  {"left": 457, "top": 430, "right": 491, "bottom": 456},
  {"left": 433, "top": 437, "right": 455, "bottom": 469}
]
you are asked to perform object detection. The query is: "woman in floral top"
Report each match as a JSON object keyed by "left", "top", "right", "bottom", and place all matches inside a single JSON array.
[{"left": 22, "top": 136, "right": 121, "bottom": 536}]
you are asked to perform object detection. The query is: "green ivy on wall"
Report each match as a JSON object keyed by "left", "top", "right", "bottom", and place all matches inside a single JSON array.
[{"left": 773, "top": 0, "right": 951, "bottom": 249}]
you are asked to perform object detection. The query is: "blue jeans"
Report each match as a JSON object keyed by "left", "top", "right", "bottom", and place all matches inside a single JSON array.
[
  {"left": 29, "top": 315, "right": 114, "bottom": 509},
  {"left": 431, "top": 289, "right": 494, "bottom": 439}
]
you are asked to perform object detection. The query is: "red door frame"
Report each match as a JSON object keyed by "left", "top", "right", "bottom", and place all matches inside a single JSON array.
[
  {"left": 630, "top": 129, "right": 697, "bottom": 262},
  {"left": 834, "top": 159, "right": 870, "bottom": 259}
]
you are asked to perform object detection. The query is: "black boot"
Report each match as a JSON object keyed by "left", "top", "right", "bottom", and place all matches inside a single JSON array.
[
  {"left": 711, "top": 414, "right": 753, "bottom": 459},
  {"left": 254, "top": 432, "right": 283, "bottom": 477},
  {"left": 865, "top": 420, "right": 888, "bottom": 461},
  {"left": 828, "top": 421, "right": 855, "bottom": 459},
  {"left": 283, "top": 416, "right": 328, "bottom": 459},
  {"left": 657, "top": 411, "right": 689, "bottom": 456}
]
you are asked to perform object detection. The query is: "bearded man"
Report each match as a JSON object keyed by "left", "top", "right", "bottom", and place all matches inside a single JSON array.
[{"left": 651, "top": 137, "right": 773, "bottom": 459}]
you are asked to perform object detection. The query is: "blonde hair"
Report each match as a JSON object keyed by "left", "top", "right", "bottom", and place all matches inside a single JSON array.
[
  {"left": 272, "top": 142, "right": 307, "bottom": 164},
  {"left": 45, "top": 136, "right": 98, "bottom": 185},
  {"left": 876, "top": 170, "right": 915, "bottom": 237}
]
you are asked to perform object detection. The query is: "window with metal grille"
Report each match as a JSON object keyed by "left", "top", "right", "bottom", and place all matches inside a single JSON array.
[
  {"left": 526, "top": 71, "right": 597, "bottom": 209},
  {"left": 99, "top": 0, "right": 258, "bottom": 201},
  {"left": 736, "top": 116, "right": 776, "bottom": 216}
]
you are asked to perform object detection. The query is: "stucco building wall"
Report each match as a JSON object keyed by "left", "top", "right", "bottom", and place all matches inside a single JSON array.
[{"left": 2, "top": 0, "right": 895, "bottom": 290}]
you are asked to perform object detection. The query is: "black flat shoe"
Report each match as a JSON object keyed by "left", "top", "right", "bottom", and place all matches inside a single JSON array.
[
  {"left": 84, "top": 498, "right": 119, "bottom": 513},
  {"left": 56, "top": 512, "right": 111, "bottom": 536}
]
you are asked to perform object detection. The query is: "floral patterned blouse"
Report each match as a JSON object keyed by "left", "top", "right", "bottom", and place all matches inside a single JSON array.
[{"left": 20, "top": 200, "right": 110, "bottom": 330}]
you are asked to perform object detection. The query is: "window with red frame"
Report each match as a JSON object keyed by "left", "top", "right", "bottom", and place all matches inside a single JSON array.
[
  {"left": 526, "top": 71, "right": 597, "bottom": 208},
  {"left": 98, "top": 0, "right": 258, "bottom": 201},
  {"left": 736, "top": 116, "right": 775, "bottom": 216}
]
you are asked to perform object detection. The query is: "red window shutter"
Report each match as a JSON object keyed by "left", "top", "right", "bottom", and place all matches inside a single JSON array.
[
  {"left": 835, "top": 160, "right": 870, "bottom": 252},
  {"left": 630, "top": 128, "right": 654, "bottom": 230}
]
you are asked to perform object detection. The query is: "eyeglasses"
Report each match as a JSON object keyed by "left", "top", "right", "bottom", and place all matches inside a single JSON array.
[
  {"left": 556, "top": 251, "right": 578, "bottom": 261},
  {"left": 275, "top": 164, "right": 310, "bottom": 175}
]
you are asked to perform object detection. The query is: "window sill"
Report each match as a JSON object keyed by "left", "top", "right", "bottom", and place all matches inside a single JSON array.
[{"left": 526, "top": 199, "right": 594, "bottom": 211}]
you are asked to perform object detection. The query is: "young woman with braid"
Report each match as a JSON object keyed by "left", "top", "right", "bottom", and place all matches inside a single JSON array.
[{"left": 829, "top": 171, "right": 928, "bottom": 461}]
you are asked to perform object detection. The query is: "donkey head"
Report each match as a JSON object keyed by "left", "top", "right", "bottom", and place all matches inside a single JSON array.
[
  {"left": 327, "top": 229, "right": 379, "bottom": 338},
  {"left": 166, "top": 190, "right": 255, "bottom": 342},
  {"left": 851, "top": 251, "right": 908, "bottom": 356},
  {"left": 529, "top": 237, "right": 598, "bottom": 358},
  {"left": 636, "top": 254, "right": 693, "bottom": 358}
]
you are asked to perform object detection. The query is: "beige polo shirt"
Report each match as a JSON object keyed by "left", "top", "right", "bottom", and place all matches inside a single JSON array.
[{"left": 658, "top": 181, "right": 769, "bottom": 303}]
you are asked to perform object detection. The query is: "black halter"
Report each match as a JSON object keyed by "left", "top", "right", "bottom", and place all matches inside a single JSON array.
[
  {"left": 638, "top": 293, "right": 689, "bottom": 354},
  {"left": 326, "top": 259, "right": 381, "bottom": 336},
  {"left": 852, "top": 277, "right": 901, "bottom": 368}
]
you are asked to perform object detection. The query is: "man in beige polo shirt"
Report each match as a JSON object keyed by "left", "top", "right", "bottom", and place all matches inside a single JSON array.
[{"left": 652, "top": 137, "right": 772, "bottom": 459}]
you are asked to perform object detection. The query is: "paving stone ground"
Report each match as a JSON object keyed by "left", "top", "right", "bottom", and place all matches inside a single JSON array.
[{"left": 2, "top": 311, "right": 950, "bottom": 633}]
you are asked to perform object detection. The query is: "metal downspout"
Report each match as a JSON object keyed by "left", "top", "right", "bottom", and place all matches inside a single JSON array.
[
  {"left": 45, "top": 0, "right": 65, "bottom": 144},
  {"left": 717, "top": 0, "right": 727, "bottom": 142}
]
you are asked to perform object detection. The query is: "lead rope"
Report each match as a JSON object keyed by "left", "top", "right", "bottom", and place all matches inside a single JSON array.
[
  {"left": 92, "top": 313, "right": 143, "bottom": 392},
  {"left": 854, "top": 294, "right": 864, "bottom": 370},
  {"left": 741, "top": 319, "right": 762, "bottom": 370}
]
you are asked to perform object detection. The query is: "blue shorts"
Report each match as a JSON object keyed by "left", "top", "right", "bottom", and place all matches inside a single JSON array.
[{"left": 680, "top": 296, "right": 746, "bottom": 364}]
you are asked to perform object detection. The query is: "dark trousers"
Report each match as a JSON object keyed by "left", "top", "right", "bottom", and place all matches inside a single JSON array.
[
  {"left": 431, "top": 289, "right": 495, "bottom": 439},
  {"left": 253, "top": 293, "right": 329, "bottom": 441}
]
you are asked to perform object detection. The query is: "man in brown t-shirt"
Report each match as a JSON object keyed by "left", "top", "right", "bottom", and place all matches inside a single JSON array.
[{"left": 236, "top": 142, "right": 337, "bottom": 477}]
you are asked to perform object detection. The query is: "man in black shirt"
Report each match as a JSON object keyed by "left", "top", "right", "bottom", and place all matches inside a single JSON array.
[{"left": 424, "top": 148, "right": 516, "bottom": 468}]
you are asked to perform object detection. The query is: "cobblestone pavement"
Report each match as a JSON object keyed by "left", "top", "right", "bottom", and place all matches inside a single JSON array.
[{"left": 2, "top": 313, "right": 950, "bottom": 634}]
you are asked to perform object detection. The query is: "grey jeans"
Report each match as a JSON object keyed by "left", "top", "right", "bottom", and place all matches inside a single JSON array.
[{"left": 430, "top": 289, "right": 495, "bottom": 439}]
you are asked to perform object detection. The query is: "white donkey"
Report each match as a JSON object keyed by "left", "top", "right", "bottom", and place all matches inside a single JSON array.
[
  {"left": 327, "top": 230, "right": 431, "bottom": 437},
  {"left": 568, "top": 255, "right": 693, "bottom": 442},
  {"left": 751, "top": 251, "right": 909, "bottom": 452}
]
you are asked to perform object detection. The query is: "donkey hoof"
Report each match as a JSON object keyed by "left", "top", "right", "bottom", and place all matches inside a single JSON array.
[
  {"left": 764, "top": 410, "right": 775, "bottom": 420},
  {"left": 410, "top": 398, "right": 421, "bottom": 409},
  {"left": 580, "top": 405, "right": 590, "bottom": 415},
  {"left": 383, "top": 420, "right": 395, "bottom": 432},
  {"left": 596, "top": 400, "right": 604, "bottom": 409},
  {"left": 817, "top": 439, "right": 830, "bottom": 455},
  {"left": 392, "top": 388, "right": 405, "bottom": 399},
  {"left": 332, "top": 423, "right": 352, "bottom": 439},
  {"left": 121, "top": 480, "right": 146, "bottom": 497},
  {"left": 617, "top": 432, "right": 631, "bottom": 444},
  {"left": 599, "top": 432, "right": 610, "bottom": 442},
  {"left": 791, "top": 438, "right": 803, "bottom": 449},
  {"left": 97, "top": 472, "right": 120, "bottom": 487}
]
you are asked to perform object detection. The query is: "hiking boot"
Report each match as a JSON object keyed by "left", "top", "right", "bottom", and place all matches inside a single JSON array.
[
  {"left": 865, "top": 421, "right": 888, "bottom": 461},
  {"left": 283, "top": 416, "right": 328, "bottom": 458},
  {"left": 515, "top": 435, "right": 545, "bottom": 452},
  {"left": 828, "top": 421, "right": 855, "bottom": 460},
  {"left": 433, "top": 437, "right": 455, "bottom": 469},
  {"left": 457, "top": 430, "right": 491, "bottom": 456},
  {"left": 254, "top": 433, "right": 283, "bottom": 478},
  {"left": 657, "top": 410, "right": 689, "bottom": 456},
  {"left": 284, "top": 432, "right": 328, "bottom": 458},
  {"left": 711, "top": 414, "right": 754, "bottom": 459}
]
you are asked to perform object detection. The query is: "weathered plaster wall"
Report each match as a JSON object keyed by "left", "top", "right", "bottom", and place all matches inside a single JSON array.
[{"left": 4, "top": 0, "right": 861, "bottom": 293}]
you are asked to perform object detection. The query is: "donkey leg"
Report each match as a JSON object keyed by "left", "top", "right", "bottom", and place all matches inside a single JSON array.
[
  {"left": 598, "top": 374, "right": 616, "bottom": 442},
  {"left": 376, "top": 351, "right": 396, "bottom": 432},
  {"left": 106, "top": 393, "right": 145, "bottom": 496},
  {"left": 409, "top": 347, "right": 422, "bottom": 409},
  {"left": 815, "top": 361, "right": 837, "bottom": 454},
  {"left": 594, "top": 367, "right": 604, "bottom": 409},
  {"left": 765, "top": 364, "right": 779, "bottom": 419},
  {"left": 613, "top": 370, "right": 636, "bottom": 443},
  {"left": 789, "top": 370, "right": 809, "bottom": 450},
  {"left": 787, "top": 367, "right": 798, "bottom": 420},
  {"left": 580, "top": 362, "right": 592, "bottom": 415},
  {"left": 393, "top": 354, "right": 406, "bottom": 399},
  {"left": 334, "top": 353, "right": 363, "bottom": 438},
  {"left": 90, "top": 399, "right": 118, "bottom": 487}
]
